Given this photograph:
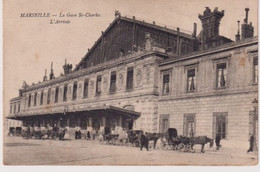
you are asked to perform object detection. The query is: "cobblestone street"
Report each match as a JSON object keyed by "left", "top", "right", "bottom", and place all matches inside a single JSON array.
[{"left": 3, "top": 136, "right": 257, "bottom": 165}]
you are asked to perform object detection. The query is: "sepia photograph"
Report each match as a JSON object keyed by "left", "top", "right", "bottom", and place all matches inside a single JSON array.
[{"left": 2, "top": 0, "right": 259, "bottom": 166}]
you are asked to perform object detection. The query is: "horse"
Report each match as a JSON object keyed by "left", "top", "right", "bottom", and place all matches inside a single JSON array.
[
  {"left": 146, "top": 133, "right": 162, "bottom": 149},
  {"left": 189, "top": 136, "right": 214, "bottom": 153}
]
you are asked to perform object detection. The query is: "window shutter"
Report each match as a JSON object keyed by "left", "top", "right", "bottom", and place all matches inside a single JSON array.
[
  {"left": 159, "top": 115, "right": 162, "bottom": 133},
  {"left": 183, "top": 115, "right": 187, "bottom": 136},
  {"left": 212, "top": 114, "right": 216, "bottom": 139},
  {"left": 249, "top": 111, "right": 254, "bottom": 138}
]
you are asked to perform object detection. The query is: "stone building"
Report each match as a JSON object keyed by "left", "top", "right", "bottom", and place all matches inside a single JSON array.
[{"left": 8, "top": 8, "right": 258, "bottom": 143}]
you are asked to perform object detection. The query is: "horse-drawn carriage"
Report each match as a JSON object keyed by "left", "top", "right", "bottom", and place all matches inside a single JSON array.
[
  {"left": 21, "top": 126, "right": 66, "bottom": 140},
  {"left": 127, "top": 130, "right": 143, "bottom": 147},
  {"left": 161, "top": 128, "right": 214, "bottom": 153}
]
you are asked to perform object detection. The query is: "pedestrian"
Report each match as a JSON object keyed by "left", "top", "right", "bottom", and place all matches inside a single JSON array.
[
  {"left": 87, "top": 131, "right": 91, "bottom": 140},
  {"left": 247, "top": 135, "right": 254, "bottom": 153},
  {"left": 140, "top": 132, "right": 149, "bottom": 151},
  {"left": 215, "top": 133, "right": 221, "bottom": 150}
]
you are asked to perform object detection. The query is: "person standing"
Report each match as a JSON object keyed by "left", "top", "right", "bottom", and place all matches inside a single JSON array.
[
  {"left": 140, "top": 132, "right": 149, "bottom": 151},
  {"left": 215, "top": 133, "right": 221, "bottom": 150},
  {"left": 247, "top": 135, "right": 254, "bottom": 153}
]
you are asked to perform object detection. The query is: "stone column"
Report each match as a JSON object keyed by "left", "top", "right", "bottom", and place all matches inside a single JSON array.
[
  {"left": 87, "top": 117, "right": 93, "bottom": 131},
  {"left": 57, "top": 118, "right": 61, "bottom": 127},
  {"left": 67, "top": 118, "right": 70, "bottom": 127},
  {"left": 77, "top": 118, "right": 81, "bottom": 128},
  {"left": 117, "top": 116, "right": 123, "bottom": 133},
  {"left": 99, "top": 116, "right": 106, "bottom": 133}
]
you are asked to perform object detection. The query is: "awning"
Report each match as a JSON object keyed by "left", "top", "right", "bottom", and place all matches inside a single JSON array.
[{"left": 7, "top": 105, "right": 141, "bottom": 120}]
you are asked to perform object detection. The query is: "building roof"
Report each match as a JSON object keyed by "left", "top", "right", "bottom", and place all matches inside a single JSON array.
[
  {"left": 7, "top": 105, "right": 141, "bottom": 120},
  {"left": 74, "top": 15, "right": 194, "bottom": 71}
]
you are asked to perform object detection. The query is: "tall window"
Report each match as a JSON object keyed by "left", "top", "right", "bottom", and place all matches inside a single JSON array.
[
  {"left": 83, "top": 79, "right": 89, "bottom": 98},
  {"left": 40, "top": 91, "right": 44, "bottom": 105},
  {"left": 183, "top": 114, "right": 196, "bottom": 137},
  {"left": 96, "top": 75, "right": 102, "bottom": 96},
  {"left": 47, "top": 88, "right": 51, "bottom": 104},
  {"left": 253, "top": 58, "right": 258, "bottom": 83},
  {"left": 34, "top": 92, "right": 37, "bottom": 106},
  {"left": 126, "top": 67, "right": 134, "bottom": 90},
  {"left": 10, "top": 104, "right": 12, "bottom": 113},
  {"left": 159, "top": 114, "right": 169, "bottom": 133},
  {"left": 163, "top": 74, "right": 170, "bottom": 95},
  {"left": 28, "top": 93, "right": 31, "bottom": 107},
  {"left": 18, "top": 103, "right": 20, "bottom": 112},
  {"left": 63, "top": 84, "right": 68, "bottom": 101},
  {"left": 55, "top": 86, "right": 59, "bottom": 103},
  {"left": 213, "top": 113, "right": 228, "bottom": 139},
  {"left": 14, "top": 104, "right": 16, "bottom": 113},
  {"left": 216, "top": 63, "right": 227, "bottom": 88},
  {"left": 187, "top": 69, "right": 196, "bottom": 92},
  {"left": 110, "top": 71, "right": 117, "bottom": 93},
  {"left": 72, "top": 82, "right": 78, "bottom": 100}
]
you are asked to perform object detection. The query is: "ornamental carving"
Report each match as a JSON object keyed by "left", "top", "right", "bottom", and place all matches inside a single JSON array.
[
  {"left": 117, "top": 65, "right": 125, "bottom": 72},
  {"left": 136, "top": 69, "right": 142, "bottom": 87},
  {"left": 103, "top": 77, "right": 108, "bottom": 91},
  {"left": 118, "top": 73, "right": 124, "bottom": 90}
]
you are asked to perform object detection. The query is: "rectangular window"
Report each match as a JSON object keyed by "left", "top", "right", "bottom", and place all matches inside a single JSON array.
[
  {"left": 183, "top": 114, "right": 196, "bottom": 137},
  {"left": 159, "top": 114, "right": 170, "bottom": 133},
  {"left": 72, "top": 82, "right": 78, "bottom": 100},
  {"left": 40, "top": 91, "right": 44, "bottom": 105},
  {"left": 83, "top": 79, "right": 89, "bottom": 98},
  {"left": 34, "top": 92, "right": 37, "bottom": 106},
  {"left": 253, "top": 58, "right": 258, "bottom": 83},
  {"left": 110, "top": 71, "right": 117, "bottom": 93},
  {"left": 28, "top": 93, "right": 31, "bottom": 107},
  {"left": 96, "top": 75, "right": 102, "bottom": 96},
  {"left": 216, "top": 63, "right": 227, "bottom": 88},
  {"left": 126, "top": 67, "right": 134, "bottom": 90},
  {"left": 163, "top": 74, "right": 170, "bottom": 95},
  {"left": 187, "top": 69, "right": 196, "bottom": 92},
  {"left": 18, "top": 103, "right": 20, "bottom": 112},
  {"left": 47, "top": 88, "right": 51, "bottom": 104},
  {"left": 10, "top": 105, "right": 12, "bottom": 113},
  {"left": 213, "top": 113, "right": 228, "bottom": 139},
  {"left": 55, "top": 86, "right": 59, "bottom": 103},
  {"left": 63, "top": 84, "right": 68, "bottom": 101},
  {"left": 14, "top": 104, "right": 16, "bottom": 113}
]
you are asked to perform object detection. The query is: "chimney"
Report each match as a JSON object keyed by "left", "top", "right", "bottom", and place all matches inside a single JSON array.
[
  {"left": 235, "top": 20, "right": 240, "bottom": 41},
  {"left": 43, "top": 69, "right": 47, "bottom": 81},
  {"left": 244, "top": 8, "right": 249, "bottom": 24},
  {"left": 49, "top": 62, "right": 54, "bottom": 80},
  {"left": 192, "top": 23, "right": 197, "bottom": 37},
  {"left": 176, "top": 27, "right": 180, "bottom": 54},
  {"left": 241, "top": 8, "right": 254, "bottom": 39},
  {"left": 63, "top": 59, "right": 73, "bottom": 75},
  {"left": 198, "top": 7, "right": 224, "bottom": 49}
]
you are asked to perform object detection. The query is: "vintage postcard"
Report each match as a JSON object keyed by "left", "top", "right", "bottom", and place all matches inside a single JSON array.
[{"left": 2, "top": 0, "right": 259, "bottom": 166}]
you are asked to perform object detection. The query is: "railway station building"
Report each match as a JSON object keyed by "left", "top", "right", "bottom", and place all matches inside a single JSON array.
[{"left": 8, "top": 7, "right": 258, "bottom": 144}]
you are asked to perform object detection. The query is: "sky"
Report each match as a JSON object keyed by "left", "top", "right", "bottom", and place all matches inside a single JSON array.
[{"left": 3, "top": 0, "right": 258, "bottom": 116}]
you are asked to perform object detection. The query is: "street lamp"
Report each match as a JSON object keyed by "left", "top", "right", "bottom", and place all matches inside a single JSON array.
[{"left": 252, "top": 98, "right": 258, "bottom": 153}]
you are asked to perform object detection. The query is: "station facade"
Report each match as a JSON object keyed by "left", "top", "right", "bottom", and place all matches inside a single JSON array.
[{"left": 8, "top": 8, "right": 258, "bottom": 143}]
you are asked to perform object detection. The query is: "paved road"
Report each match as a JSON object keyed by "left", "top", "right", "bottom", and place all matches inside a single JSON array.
[{"left": 3, "top": 136, "right": 257, "bottom": 165}]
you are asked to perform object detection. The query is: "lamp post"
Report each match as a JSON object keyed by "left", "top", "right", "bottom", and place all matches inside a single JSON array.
[{"left": 252, "top": 98, "right": 258, "bottom": 153}]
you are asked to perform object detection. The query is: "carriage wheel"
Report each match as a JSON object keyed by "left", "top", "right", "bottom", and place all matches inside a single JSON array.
[
  {"left": 135, "top": 140, "right": 140, "bottom": 147},
  {"left": 161, "top": 144, "right": 168, "bottom": 150},
  {"left": 177, "top": 143, "right": 185, "bottom": 151}
]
